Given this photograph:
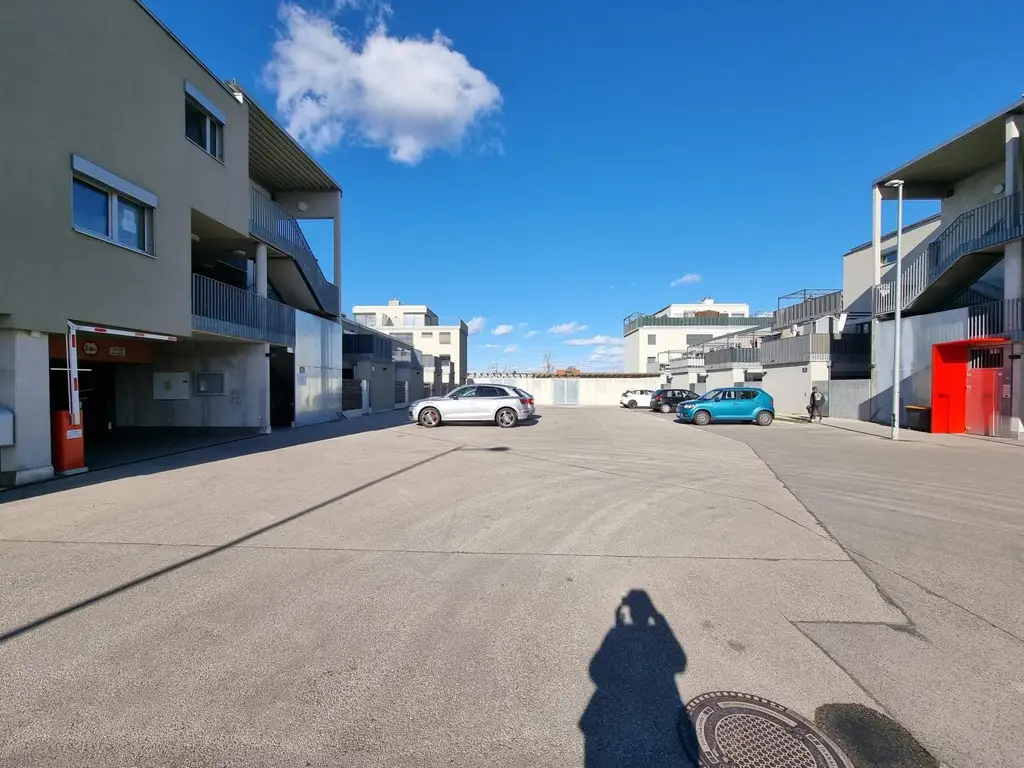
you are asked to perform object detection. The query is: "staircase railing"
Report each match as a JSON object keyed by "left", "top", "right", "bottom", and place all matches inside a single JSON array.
[
  {"left": 875, "top": 192, "right": 1024, "bottom": 314},
  {"left": 249, "top": 187, "right": 340, "bottom": 317}
]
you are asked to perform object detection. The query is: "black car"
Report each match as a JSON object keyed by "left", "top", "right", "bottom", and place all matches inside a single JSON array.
[{"left": 650, "top": 388, "right": 698, "bottom": 413}]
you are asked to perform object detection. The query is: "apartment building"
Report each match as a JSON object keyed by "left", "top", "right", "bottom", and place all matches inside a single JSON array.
[
  {"left": 870, "top": 97, "right": 1024, "bottom": 437},
  {"left": 622, "top": 298, "right": 764, "bottom": 372},
  {"left": 0, "top": 0, "right": 346, "bottom": 485},
  {"left": 352, "top": 300, "right": 469, "bottom": 395}
]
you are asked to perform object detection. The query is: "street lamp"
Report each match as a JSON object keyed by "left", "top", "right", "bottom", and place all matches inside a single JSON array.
[{"left": 885, "top": 179, "right": 905, "bottom": 440}]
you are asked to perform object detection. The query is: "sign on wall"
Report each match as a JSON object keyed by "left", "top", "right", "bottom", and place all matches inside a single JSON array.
[{"left": 152, "top": 372, "right": 190, "bottom": 401}]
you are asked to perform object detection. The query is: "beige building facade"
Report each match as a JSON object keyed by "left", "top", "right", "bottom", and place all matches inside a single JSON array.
[
  {"left": 352, "top": 300, "right": 469, "bottom": 395},
  {"left": 0, "top": 0, "right": 347, "bottom": 485}
]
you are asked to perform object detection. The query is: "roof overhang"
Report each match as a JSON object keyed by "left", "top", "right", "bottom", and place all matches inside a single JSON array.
[
  {"left": 229, "top": 83, "right": 342, "bottom": 194},
  {"left": 874, "top": 98, "right": 1024, "bottom": 200}
]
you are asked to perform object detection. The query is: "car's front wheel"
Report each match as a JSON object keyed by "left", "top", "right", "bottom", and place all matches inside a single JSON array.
[
  {"left": 419, "top": 407, "right": 441, "bottom": 428},
  {"left": 755, "top": 410, "right": 774, "bottom": 427},
  {"left": 692, "top": 410, "right": 711, "bottom": 426},
  {"left": 496, "top": 407, "right": 519, "bottom": 428}
]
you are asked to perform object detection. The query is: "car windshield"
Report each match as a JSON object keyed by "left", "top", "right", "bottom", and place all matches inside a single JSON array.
[{"left": 697, "top": 389, "right": 720, "bottom": 401}]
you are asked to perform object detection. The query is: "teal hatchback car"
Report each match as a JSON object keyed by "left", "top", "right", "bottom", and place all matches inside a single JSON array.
[{"left": 677, "top": 387, "right": 775, "bottom": 426}]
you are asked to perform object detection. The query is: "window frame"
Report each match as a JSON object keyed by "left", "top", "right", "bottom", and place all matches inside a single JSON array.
[
  {"left": 193, "top": 372, "right": 226, "bottom": 396},
  {"left": 439, "top": 331, "right": 452, "bottom": 345},
  {"left": 71, "top": 155, "right": 157, "bottom": 257},
  {"left": 647, "top": 333, "right": 657, "bottom": 345},
  {"left": 184, "top": 82, "right": 226, "bottom": 162}
]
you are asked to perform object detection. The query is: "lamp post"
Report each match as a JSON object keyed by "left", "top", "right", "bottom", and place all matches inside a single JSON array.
[{"left": 885, "top": 179, "right": 905, "bottom": 440}]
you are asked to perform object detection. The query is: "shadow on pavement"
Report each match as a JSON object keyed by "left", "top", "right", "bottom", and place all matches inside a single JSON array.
[
  {"left": 0, "top": 410, "right": 413, "bottom": 504},
  {"left": 0, "top": 444, "right": 510, "bottom": 645},
  {"left": 816, "top": 703, "right": 939, "bottom": 768},
  {"left": 580, "top": 590, "right": 700, "bottom": 767}
]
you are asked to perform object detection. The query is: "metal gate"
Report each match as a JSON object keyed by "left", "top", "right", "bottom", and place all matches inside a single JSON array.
[
  {"left": 552, "top": 378, "right": 579, "bottom": 405},
  {"left": 966, "top": 345, "right": 1009, "bottom": 436}
]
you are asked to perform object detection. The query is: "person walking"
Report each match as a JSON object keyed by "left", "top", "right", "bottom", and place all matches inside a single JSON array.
[{"left": 808, "top": 386, "right": 825, "bottom": 423}]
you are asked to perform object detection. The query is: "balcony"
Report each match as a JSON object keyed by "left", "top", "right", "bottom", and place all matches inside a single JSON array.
[
  {"left": 759, "top": 333, "right": 870, "bottom": 367},
  {"left": 623, "top": 313, "right": 765, "bottom": 335},
  {"left": 703, "top": 346, "right": 761, "bottom": 369},
  {"left": 773, "top": 290, "right": 842, "bottom": 329},
  {"left": 876, "top": 192, "right": 1024, "bottom": 315},
  {"left": 249, "top": 187, "right": 339, "bottom": 318},
  {"left": 191, "top": 274, "right": 295, "bottom": 346}
]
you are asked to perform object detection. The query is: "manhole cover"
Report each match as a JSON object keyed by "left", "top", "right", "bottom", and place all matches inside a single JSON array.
[{"left": 685, "top": 692, "right": 854, "bottom": 768}]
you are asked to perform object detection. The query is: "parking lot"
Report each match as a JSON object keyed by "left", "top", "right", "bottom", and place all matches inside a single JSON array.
[{"left": 1, "top": 407, "right": 1020, "bottom": 766}]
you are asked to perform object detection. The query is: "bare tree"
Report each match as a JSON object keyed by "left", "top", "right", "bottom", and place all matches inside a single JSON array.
[{"left": 540, "top": 350, "right": 555, "bottom": 373}]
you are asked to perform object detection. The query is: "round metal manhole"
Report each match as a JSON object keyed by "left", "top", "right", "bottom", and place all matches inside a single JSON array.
[{"left": 685, "top": 692, "right": 854, "bottom": 768}]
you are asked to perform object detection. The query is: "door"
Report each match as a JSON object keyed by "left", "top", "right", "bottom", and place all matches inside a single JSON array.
[
  {"left": 475, "top": 385, "right": 507, "bottom": 419},
  {"left": 736, "top": 389, "right": 760, "bottom": 419},
  {"left": 714, "top": 389, "right": 743, "bottom": 420},
  {"left": 965, "top": 346, "right": 1008, "bottom": 437},
  {"left": 444, "top": 385, "right": 480, "bottom": 421},
  {"left": 553, "top": 379, "right": 580, "bottom": 405}
]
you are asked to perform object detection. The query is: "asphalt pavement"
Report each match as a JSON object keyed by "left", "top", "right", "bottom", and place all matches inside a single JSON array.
[{"left": 1, "top": 407, "right": 1017, "bottom": 766}]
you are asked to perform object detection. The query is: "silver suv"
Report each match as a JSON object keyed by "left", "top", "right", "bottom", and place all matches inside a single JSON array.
[{"left": 410, "top": 384, "right": 532, "bottom": 428}]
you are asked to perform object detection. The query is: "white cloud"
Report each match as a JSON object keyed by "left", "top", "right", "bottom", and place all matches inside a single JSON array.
[
  {"left": 669, "top": 273, "right": 702, "bottom": 287},
  {"left": 525, "top": 330, "right": 539, "bottom": 338},
  {"left": 582, "top": 344, "right": 625, "bottom": 371},
  {"left": 548, "top": 322, "right": 588, "bottom": 335},
  {"left": 483, "top": 344, "right": 502, "bottom": 349},
  {"left": 492, "top": 324, "right": 514, "bottom": 336},
  {"left": 503, "top": 344, "right": 518, "bottom": 354},
  {"left": 466, "top": 316, "right": 486, "bottom": 335},
  {"left": 517, "top": 322, "right": 528, "bottom": 327},
  {"left": 565, "top": 335, "right": 624, "bottom": 346},
  {"left": 265, "top": 4, "right": 502, "bottom": 164}
]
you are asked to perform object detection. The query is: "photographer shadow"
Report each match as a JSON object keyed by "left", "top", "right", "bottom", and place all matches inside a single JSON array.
[{"left": 579, "top": 590, "right": 700, "bottom": 767}]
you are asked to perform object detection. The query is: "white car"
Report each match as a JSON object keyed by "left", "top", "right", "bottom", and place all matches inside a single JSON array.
[
  {"left": 619, "top": 389, "right": 654, "bottom": 409},
  {"left": 410, "top": 384, "right": 533, "bottom": 428}
]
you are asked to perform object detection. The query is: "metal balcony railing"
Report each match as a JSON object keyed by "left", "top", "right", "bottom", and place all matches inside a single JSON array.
[
  {"left": 623, "top": 313, "right": 763, "bottom": 335},
  {"left": 876, "top": 192, "right": 1024, "bottom": 314},
  {"left": 966, "top": 297, "right": 1024, "bottom": 339},
  {"left": 249, "top": 187, "right": 340, "bottom": 317},
  {"left": 758, "top": 333, "right": 870, "bottom": 365},
  {"left": 704, "top": 346, "right": 761, "bottom": 369},
  {"left": 191, "top": 274, "right": 295, "bottom": 346},
  {"left": 773, "top": 290, "right": 842, "bottom": 329}
]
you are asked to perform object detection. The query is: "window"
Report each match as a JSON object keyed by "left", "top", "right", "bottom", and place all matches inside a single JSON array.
[
  {"left": 422, "top": 354, "right": 434, "bottom": 366},
  {"left": 647, "top": 356, "right": 656, "bottom": 364},
  {"left": 478, "top": 386, "right": 504, "bottom": 397},
  {"left": 647, "top": 334, "right": 657, "bottom": 344},
  {"left": 185, "top": 82, "right": 225, "bottom": 160},
  {"left": 881, "top": 247, "right": 898, "bottom": 265},
  {"left": 739, "top": 390, "right": 758, "bottom": 399},
  {"left": 439, "top": 332, "right": 452, "bottom": 344},
  {"left": 354, "top": 313, "right": 377, "bottom": 327},
  {"left": 194, "top": 372, "right": 225, "bottom": 395},
  {"left": 71, "top": 155, "right": 157, "bottom": 255},
  {"left": 450, "top": 386, "right": 477, "bottom": 398},
  {"left": 421, "top": 331, "right": 433, "bottom": 338},
  {"left": 393, "top": 332, "right": 414, "bottom": 345},
  {"left": 403, "top": 314, "right": 425, "bottom": 326}
]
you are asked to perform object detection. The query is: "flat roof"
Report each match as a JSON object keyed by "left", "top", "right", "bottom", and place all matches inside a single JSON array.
[
  {"left": 230, "top": 84, "right": 342, "bottom": 193},
  {"left": 841, "top": 212, "right": 942, "bottom": 257},
  {"left": 874, "top": 98, "right": 1024, "bottom": 199}
]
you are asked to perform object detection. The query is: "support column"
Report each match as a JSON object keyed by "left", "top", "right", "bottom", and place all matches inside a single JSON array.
[
  {"left": 870, "top": 185, "right": 882, "bottom": 412},
  {"left": 333, "top": 191, "right": 343, "bottom": 313},
  {"left": 0, "top": 330, "right": 55, "bottom": 486},
  {"left": 255, "top": 242, "right": 268, "bottom": 298}
]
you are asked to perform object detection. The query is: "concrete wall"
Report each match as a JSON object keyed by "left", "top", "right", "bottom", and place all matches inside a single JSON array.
[
  {"left": 823, "top": 379, "right": 872, "bottom": 420},
  {"left": 843, "top": 217, "right": 942, "bottom": 317},
  {"left": 0, "top": 0, "right": 250, "bottom": 337},
  {"left": 0, "top": 330, "right": 54, "bottom": 485},
  {"left": 874, "top": 307, "right": 969, "bottom": 424},
  {"left": 468, "top": 375, "right": 662, "bottom": 406},
  {"left": 705, "top": 368, "right": 743, "bottom": 391},
  {"left": 294, "top": 312, "right": 343, "bottom": 426},
  {"left": 942, "top": 163, "right": 1005, "bottom": 224},
  {"left": 116, "top": 340, "right": 270, "bottom": 429},
  {"left": 761, "top": 361, "right": 829, "bottom": 416}
]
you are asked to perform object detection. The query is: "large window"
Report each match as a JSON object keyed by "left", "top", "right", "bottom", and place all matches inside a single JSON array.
[
  {"left": 393, "top": 332, "right": 414, "bottom": 345},
  {"left": 71, "top": 155, "right": 156, "bottom": 256},
  {"left": 185, "top": 82, "right": 225, "bottom": 161}
]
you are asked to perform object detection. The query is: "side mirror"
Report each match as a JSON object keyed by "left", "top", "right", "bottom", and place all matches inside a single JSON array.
[{"left": 451, "top": 395, "right": 459, "bottom": 400}]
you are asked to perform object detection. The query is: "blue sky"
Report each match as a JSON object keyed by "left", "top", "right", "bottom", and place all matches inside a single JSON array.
[{"left": 149, "top": 0, "right": 1024, "bottom": 371}]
